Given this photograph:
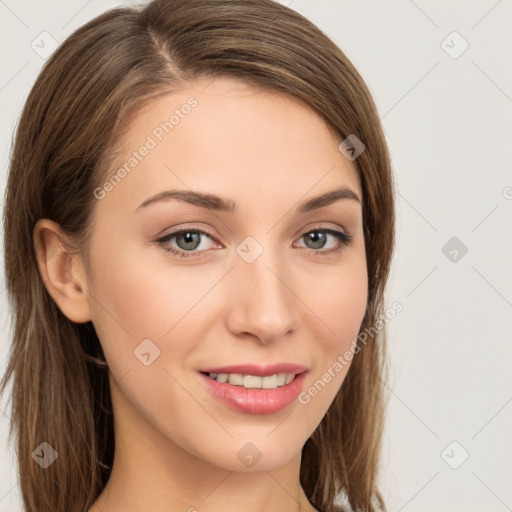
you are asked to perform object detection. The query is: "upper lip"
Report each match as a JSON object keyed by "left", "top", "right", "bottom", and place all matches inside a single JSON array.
[{"left": 199, "top": 363, "right": 309, "bottom": 377}]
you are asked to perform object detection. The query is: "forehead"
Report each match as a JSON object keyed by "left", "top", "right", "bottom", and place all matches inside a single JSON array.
[{"left": 98, "top": 77, "right": 362, "bottom": 213}]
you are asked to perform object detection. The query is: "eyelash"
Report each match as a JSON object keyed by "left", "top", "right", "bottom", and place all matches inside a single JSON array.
[{"left": 155, "top": 225, "right": 353, "bottom": 259}]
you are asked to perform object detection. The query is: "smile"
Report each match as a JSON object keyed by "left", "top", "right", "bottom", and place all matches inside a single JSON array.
[{"left": 198, "top": 370, "right": 309, "bottom": 415}]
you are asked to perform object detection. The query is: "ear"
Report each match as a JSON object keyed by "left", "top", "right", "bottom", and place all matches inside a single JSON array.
[{"left": 33, "top": 219, "right": 92, "bottom": 323}]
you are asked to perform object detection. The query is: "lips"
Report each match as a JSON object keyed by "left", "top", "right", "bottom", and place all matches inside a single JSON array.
[
  {"left": 199, "top": 363, "right": 309, "bottom": 377},
  {"left": 197, "top": 362, "right": 309, "bottom": 414},
  {"left": 199, "top": 371, "right": 308, "bottom": 414}
]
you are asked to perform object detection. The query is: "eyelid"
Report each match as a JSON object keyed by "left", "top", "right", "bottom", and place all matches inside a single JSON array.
[
  {"left": 155, "top": 222, "right": 215, "bottom": 239},
  {"left": 297, "top": 221, "right": 351, "bottom": 239}
]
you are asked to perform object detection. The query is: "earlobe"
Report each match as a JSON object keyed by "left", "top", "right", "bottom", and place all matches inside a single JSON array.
[{"left": 33, "top": 219, "right": 92, "bottom": 323}]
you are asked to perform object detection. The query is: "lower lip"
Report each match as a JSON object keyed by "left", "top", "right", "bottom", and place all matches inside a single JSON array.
[{"left": 199, "top": 371, "right": 308, "bottom": 415}]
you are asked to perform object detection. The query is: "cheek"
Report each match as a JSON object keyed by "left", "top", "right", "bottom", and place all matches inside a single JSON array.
[
  {"left": 86, "top": 237, "right": 218, "bottom": 371},
  {"left": 88, "top": 237, "right": 193, "bottom": 333},
  {"left": 297, "top": 252, "right": 367, "bottom": 401},
  {"left": 301, "top": 256, "right": 368, "bottom": 347},
  {"left": 294, "top": 262, "right": 367, "bottom": 420}
]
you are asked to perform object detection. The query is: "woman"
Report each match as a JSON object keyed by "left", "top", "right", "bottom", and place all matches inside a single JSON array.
[{"left": 1, "top": 1, "right": 395, "bottom": 511}]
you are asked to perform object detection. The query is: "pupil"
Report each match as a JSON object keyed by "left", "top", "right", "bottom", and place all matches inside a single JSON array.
[
  {"left": 178, "top": 232, "right": 200, "bottom": 250},
  {"left": 306, "top": 231, "right": 326, "bottom": 249}
]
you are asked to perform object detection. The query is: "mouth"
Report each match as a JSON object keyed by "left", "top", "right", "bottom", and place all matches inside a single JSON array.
[{"left": 197, "top": 365, "right": 309, "bottom": 415}]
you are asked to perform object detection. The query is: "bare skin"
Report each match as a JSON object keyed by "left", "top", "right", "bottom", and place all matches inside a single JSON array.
[{"left": 34, "top": 77, "right": 367, "bottom": 512}]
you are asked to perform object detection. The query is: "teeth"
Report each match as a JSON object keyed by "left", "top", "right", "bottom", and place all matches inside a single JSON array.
[
  {"left": 243, "top": 375, "right": 261, "bottom": 388},
  {"left": 228, "top": 374, "right": 244, "bottom": 386},
  {"left": 207, "top": 372, "right": 297, "bottom": 389},
  {"left": 285, "top": 373, "right": 294, "bottom": 384},
  {"left": 262, "top": 374, "right": 277, "bottom": 389}
]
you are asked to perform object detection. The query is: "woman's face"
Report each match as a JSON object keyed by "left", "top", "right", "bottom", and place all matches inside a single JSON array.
[{"left": 82, "top": 76, "right": 367, "bottom": 472}]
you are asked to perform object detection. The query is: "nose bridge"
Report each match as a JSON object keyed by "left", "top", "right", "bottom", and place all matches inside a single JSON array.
[{"left": 227, "top": 236, "right": 296, "bottom": 343}]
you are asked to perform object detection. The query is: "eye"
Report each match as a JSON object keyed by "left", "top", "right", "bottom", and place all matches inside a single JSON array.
[
  {"left": 156, "top": 229, "right": 216, "bottom": 258},
  {"left": 294, "top": 226, "right": 353, "bottom": 255}
]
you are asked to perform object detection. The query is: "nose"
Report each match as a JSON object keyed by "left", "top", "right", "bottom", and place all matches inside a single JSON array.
[{"left": 224, "top": 248, "right": 296, "bottom": 345}]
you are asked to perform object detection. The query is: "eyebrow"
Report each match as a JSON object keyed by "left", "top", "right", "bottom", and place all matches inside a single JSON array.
[{"left": 135, "top": 185, "right": 361, "bottom": 214}]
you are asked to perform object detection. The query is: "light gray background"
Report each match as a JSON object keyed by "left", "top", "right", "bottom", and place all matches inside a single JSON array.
[{"left": 1, "top": 1, "right": 511, "bottom": 511}]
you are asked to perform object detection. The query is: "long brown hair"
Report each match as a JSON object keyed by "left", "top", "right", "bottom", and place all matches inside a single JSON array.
[{"left": 1, "top": 1, "right": 395, "bottom": 511}]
